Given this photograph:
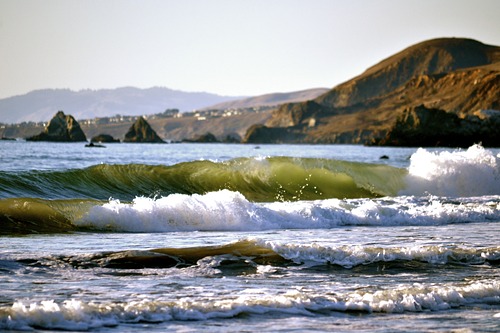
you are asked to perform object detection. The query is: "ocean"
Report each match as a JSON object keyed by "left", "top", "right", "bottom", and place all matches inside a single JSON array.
[{"left": 0, "top": 141, "right": 499, "bottom": 332}]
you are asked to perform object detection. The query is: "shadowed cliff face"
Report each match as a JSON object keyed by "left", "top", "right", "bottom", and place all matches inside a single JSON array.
[
  {"left": 257, "top": 38, "right": 500, "bottom": 147},
  {"left": 374, "top": 105, "right": 500, "bottom": 147}
]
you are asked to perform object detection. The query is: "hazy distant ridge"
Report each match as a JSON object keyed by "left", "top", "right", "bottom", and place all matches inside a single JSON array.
[
  {"left": 203, "top": 88, "right": 329, "bottom": 110},
  {"left": 0, "top": 87, "right": 245, "bottom": 124}
]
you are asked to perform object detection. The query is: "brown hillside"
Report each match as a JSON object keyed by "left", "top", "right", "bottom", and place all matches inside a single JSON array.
[
  {"left": 259, "top": 38, "right": 500, "bottom": 146},
  {"left": 315, "top": 37, "right": 500, "bottom": 109},
  {"left": 203, "top": 88, "right": 328, "bottom": 110}
]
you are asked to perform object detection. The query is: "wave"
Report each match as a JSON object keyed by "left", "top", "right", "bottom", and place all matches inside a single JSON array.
[
  {"left": 1, "top": 191, "right": 499, "bottom": 234},
  {"left": 78, "top": 191, "right": 500, "bottom": 232},
  {"left": 1, "top": 145, "right": 498, "bottom": 204},
  {"left": 14, "top": 239, "right": 496, "bottom": 271},
  {"left": 2, "top": 238, "right": 497, "bottom": 328},
  {"left": 0, "top": 157, "right": 406, "bottom": 202},
  {"left": 1, "top": 278, "right": 498, "bottom": 331},
  {"left": 403, "top": 144, "right": 500, "bottom": 197},
  {"left": 1, "top": 145, "right": 498, "bottom": 234},
  {"left": 2, "top": 239, "right": 498, "bottom": 330}
]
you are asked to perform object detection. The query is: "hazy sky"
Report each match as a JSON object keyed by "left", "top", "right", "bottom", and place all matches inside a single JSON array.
[{"left": 1, "top": 0, "right": 499, "bottom": 99}]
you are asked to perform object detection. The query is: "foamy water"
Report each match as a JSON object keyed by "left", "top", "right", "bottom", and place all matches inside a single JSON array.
[
  {"left": 0, "top": 142, "right": 499, "bottom": 332},
  {"left": 403, "top": 144, "right": 500, "bottom": 196},
  {"left": 77, "top": 191, "right": 500, "bottom": 232}
]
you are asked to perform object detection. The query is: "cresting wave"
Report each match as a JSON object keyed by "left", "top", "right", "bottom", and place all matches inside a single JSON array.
[
  {"left": 1, "top": 279, "right": 498, "bottom": 331},
  {"left": 0, "top": 144, "right": 497, "bottom": 202},
  {"left": 0, "top": 157, "right": 406, "bottom": 201},
  {"left": 402, "top": 144, "right": 500, "bottom": 197},
  {"left": 1, "top": 145, "right": 499, "bottom": 234},
  {"left": 1, "top": 192, "right": 499, "bottom": 234},
  {"left": 78, "top": 191, "right": 500, "bottom": 232}
]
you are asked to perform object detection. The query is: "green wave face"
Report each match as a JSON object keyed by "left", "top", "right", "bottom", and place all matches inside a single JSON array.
[
  {"left": 0, "top": 198, "right": 100, "bottom": 234},
  {"left": 0, "top": 157, "right": 407, "bottom": 202}
]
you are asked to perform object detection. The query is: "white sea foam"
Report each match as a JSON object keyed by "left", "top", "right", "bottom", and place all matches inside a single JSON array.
[
  {"left": 401, "top": 144, "right": 500, "bottom": 197},
  {"left": 2, "top": 280, "right": 498, "bottom": 330},
  {"left": 254, "top": 239, "right": 500, "bottom": 268},
  {"left": 76, "top": 145, "right": 500, "bottom": 232},
  {"left": 77, "top": 190, "right": 500, "bottom": 232}
]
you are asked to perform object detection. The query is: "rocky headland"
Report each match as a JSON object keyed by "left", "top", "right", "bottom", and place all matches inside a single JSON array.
[{"left": 244, "top": 38, "right": 500, "bottom": 147}]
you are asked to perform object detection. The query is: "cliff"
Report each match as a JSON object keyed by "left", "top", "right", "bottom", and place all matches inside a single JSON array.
[{"left": 249, "top": 38, "right": 500, "bottom": 147}]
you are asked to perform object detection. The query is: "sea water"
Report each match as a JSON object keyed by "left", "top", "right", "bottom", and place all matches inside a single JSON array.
[{"left": 0, "top": 141, "right": 499, "bottom": 332}]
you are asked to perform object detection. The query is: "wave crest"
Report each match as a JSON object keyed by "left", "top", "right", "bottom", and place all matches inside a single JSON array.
[
  {"left": 2, "top": 280, "right": 498, "bottom": 331},
  {"left": 402, "top": 144, "right": 500, "bottom": 197},
  {"left": 76, "top": 191, "right": 500, "bottom": 232}
]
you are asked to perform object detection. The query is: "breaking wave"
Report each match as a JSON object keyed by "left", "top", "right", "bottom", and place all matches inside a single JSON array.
[
  {"left": 1, "top": 144, "right": 499, "bottom": 234},
  {"left": 1, "top": 192, "right": 499, "bottom": 234},
  {"left": 0, "top": 157, "right": 406, "bottom": 201}
]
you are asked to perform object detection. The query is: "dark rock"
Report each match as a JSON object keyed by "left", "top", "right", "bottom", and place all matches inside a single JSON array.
[
  {"left": 182, "top": 132, "right": 219, "bottom": 143},
  {"left": 91, "top": 134, "right": 120, "bottom": 143},
  {"left": 26, "top": 111, "right": 87, "bottom": 142},
  {"left": 223, "top": 133, "right": 241, "bottom": 143},
  {"left": 85, "top": 142, "right": 106, "bottom": 148},
  {"left": 123, "top": 117, "right": 164, "bottom": 143},
  {"left": 243, "top": 124, "right": 305, "bottom": 144},
  {"left": 375, "top": 105, "right": 500, "bottom": 147}
]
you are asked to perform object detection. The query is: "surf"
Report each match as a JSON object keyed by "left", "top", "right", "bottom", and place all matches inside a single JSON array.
[
  {"left": 2, "top": 278, "right": 498, "bottom": 331},
  {"left": 0, "top": 157, "right": 407, "bottom": 201},
  {"left": 1, "top": 192, "right": 499, "bottom": 234},
  {"left": 403, "top": 144, "right": 500, "bottom": 196}
]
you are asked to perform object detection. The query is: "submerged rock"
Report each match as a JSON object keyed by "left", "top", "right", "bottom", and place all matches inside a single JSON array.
[
  {"left": 123, "top": 117, "right": 164, "bottom": 143},
  {"left": 26, "top": 111, "right": 87, "bottom": 142}
]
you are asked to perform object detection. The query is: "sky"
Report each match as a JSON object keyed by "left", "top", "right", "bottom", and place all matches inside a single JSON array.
[{"left": 1, "top": 0, "right": 500, "bottom": 99}]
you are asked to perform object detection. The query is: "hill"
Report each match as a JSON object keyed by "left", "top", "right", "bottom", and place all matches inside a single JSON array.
[
  {"left": 203, "top": 88, "right": 328, "bottom": 110},
  {"left": 0, "top": 87, "right": 245, "bottom": 124},
  {"left": 248, "top": 38, "right": 500, "bottom": 146}
]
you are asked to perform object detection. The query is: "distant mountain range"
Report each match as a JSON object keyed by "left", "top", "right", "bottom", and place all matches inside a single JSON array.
[
  {"left": 0, "top": 87, "right": 328, "bottom": 124},
  {"left": 0, "top": 87, "right": 245, "bottom": 124}
]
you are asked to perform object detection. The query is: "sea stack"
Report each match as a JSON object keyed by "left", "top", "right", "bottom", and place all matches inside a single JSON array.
[
  {"left": 26, "top": 111, "right": 87, "bottom": 142},
  {"left": 123, "top": 117, "right": 164, "bottom": 143}
]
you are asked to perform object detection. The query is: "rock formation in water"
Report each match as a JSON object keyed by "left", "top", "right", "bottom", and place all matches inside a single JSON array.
[
  {"left": 90, "top": 134, "right": 120, "bottom": 143},
  {"left": 244, "top": 38, "right": 500, "bottom": 147},
  {"left": 26, "top": 111, "right": 87, "bottom": 142},
  {"left": 123, "top": 117, "right": 164, "bottom": 143}
]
